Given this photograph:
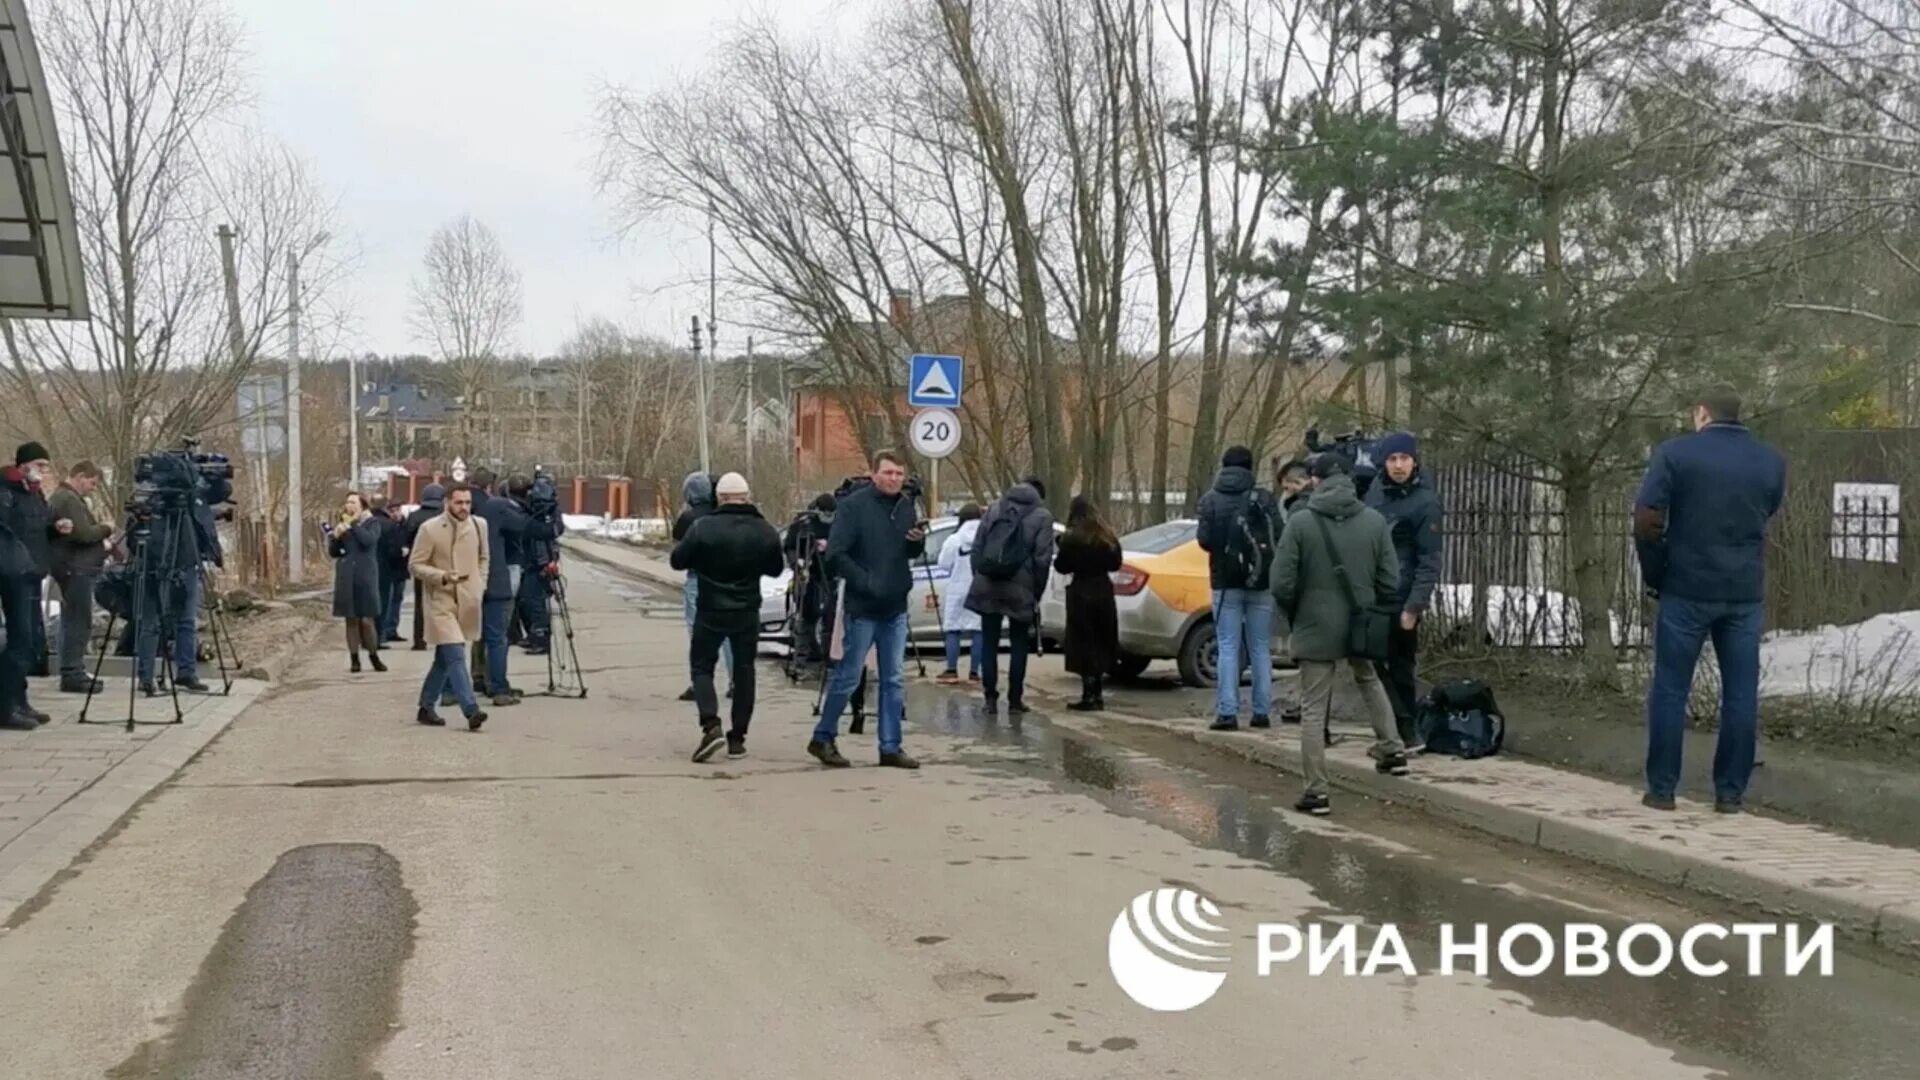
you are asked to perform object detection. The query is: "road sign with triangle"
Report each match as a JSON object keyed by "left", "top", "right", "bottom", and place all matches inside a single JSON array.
[{"left": 908, "top": 354, "right": 964, "bottom": 408}]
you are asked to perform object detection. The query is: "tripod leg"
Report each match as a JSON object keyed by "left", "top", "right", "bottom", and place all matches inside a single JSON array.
[{"left": 80, "top": 608, "right": 117, "bottom": 723}]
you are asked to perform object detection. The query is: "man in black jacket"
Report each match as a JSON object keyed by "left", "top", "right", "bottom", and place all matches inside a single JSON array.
[
  {"left": 964, "top": 475, "right": 1056, "bottom": 714},
  {"left": 807, "top": 450, "right": 927, "bottom": 770},
  {"left": 1196, "top": 446, "right": 1280, "bottom": 731},
  {"left": 1365, "top": 432, "right": 1444, "bottom": 746},
  {"left": 402, "top": 485, "right": 444, "bottom": 650},
  {"left": 368, "top": 495, "right": 406, "bottom": 645},
  {"left": 671, "top": 472, "right": 783, "bottom": 762},
  {"left": 470, "top": 469, "right": 558, "bottom": 704},
  {"left": 0, "top": 443, "right": 49, "bottom": 729}
]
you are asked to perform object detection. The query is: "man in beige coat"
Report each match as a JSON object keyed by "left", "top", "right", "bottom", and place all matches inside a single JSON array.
[{"left": 408, "top": 484, "right": 489, "bottom": 730}]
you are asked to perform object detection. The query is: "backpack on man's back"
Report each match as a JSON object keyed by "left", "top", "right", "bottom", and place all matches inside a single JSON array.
[
  {"left": 975, "top": 509, "right": 1032, "bottom": 582},
  {"left": 1220, "top": 494, "right": 1275, "bottom": 590}
]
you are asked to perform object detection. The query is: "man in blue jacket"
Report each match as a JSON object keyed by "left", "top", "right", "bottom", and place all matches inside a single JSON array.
[
  {"left": 1196, "top": 446, "right": 1280, "bottom": 731},
  {"left": 1365, "top": 432, "right": 1443, "bottom": 745},
  {"left": 470, "top": 468, "right": 558, "bottom": 705},
  {"left": 807, "top": 450, "right": 927, "bottom": 770},
  {"left": 1634, "top": 386, "right": 1785, "bottom": 813}
]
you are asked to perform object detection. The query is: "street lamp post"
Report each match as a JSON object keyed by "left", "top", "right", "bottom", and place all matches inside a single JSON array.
[{"left": 691, "top": 315, "right": 710, "bottom": 475}]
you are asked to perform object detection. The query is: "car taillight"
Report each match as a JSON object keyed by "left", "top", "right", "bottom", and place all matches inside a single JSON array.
[{"left": 1112, "top": 563, "right": 1148, "bottom": 597}]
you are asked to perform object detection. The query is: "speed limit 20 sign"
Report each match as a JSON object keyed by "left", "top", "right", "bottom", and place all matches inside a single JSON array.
[{"left": 910, "top": 407, "right": 962, "bottom": 459}]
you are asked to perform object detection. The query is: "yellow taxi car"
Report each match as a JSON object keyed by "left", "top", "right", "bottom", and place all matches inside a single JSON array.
[{"left": 1041, "top": 519, "right": 1245, "bottom": 687}]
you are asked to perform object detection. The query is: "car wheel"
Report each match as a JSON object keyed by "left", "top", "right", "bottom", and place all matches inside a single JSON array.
[
  {"left": 1109, "top": 652, "right": 1152, "bottom": 680},
  {"left": 1177, "top": 620, "right": 1217, "bottom": 688}
]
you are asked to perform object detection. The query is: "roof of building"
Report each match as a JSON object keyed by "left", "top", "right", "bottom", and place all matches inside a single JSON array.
[{"left": 358, "top": 382, "right": 456, "bottom": 423}]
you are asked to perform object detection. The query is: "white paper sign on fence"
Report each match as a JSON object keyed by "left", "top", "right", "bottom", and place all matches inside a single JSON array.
[{"left": 1830, "top": 482, "right": 1900, "bottom": 564}]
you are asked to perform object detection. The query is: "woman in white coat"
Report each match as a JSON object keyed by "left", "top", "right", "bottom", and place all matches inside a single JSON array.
[{"left": 935, "top": 504, "right": 986, "bottom": 685}]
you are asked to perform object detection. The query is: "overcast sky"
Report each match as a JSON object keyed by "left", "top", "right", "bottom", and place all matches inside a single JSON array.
[{"left": 228, "top": 0, "right": 836, "bottom": 359}]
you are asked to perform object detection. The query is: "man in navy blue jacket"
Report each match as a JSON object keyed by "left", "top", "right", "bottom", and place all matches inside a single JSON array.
[
  {"left": 1633, "top": 386, "right": 1786, "bottom": 813},
  {"left": 469, "top": 468, "right": 558, "bottom": 704}
]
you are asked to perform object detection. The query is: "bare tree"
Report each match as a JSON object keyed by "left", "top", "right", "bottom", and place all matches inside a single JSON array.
[
  {"left": 409, "top": 214, "right": 523, "bottom": 457},
  {"left": 0, "top": 0, "right": 343, "bottom": 511}
]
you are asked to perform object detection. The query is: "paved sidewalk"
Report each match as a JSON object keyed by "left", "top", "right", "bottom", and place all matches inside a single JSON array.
[
  {"left": 1027, "top": 674, "right": 1920, "bottom": 958},
  {"left": 568, "top": 534, "right": 1920, "bottom": 958},
  {"left": 0, "top": 676, "right": 268, "bottom": 921}
]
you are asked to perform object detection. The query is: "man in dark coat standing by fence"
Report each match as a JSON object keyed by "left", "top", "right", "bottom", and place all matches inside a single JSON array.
[
  {"left": 1634, "top": 385, "right": 1786, "bottom": 814},
  {"left": 1365, "top": 432, "right": 1443, "bottom": 746}
]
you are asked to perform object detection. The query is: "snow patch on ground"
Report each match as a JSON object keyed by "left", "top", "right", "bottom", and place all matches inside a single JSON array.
[
  {"left": 562, "top": 515, "right": 667, "bottom": 542},
  {"left": 1760, "top": 611, "right": 1920, "bottom": 699}
]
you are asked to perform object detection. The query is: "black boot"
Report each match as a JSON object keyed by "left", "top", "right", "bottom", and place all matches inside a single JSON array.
[
  {"left": 1067, "top": 676, "right": 1103, "bottom": 712},
  {"left": 369, "top": 651, "right": 388, "bottom": 673},
  {"left": 350, "top": 654, "right": 362, "bottom": 674}
]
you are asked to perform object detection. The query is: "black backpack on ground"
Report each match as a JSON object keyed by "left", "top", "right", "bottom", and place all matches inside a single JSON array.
[
  {"left": 1222, "top": 494, "right": 1275, "bottom": 590},
  {"left": 975, "top": 507, "right": 1032, "bottom": 582},
  {"left": 1416, "top": 678, "right": 1506, "bottom": 759}
]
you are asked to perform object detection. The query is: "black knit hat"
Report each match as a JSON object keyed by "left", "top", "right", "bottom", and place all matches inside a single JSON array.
[
  {"left": 14, "top": 441, "right": 48, "bottom": 466},
  {"left": 1307, "top": 452, "right": 1350, "bottom": 480}
]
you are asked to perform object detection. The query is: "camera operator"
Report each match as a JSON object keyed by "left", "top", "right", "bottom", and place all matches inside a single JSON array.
[
  {"left": 470, "top": 468, "right": 557, "bottom": 706},
  {"left": 783, "top": 492, "right": 836, "bottom": 663},
  {"left": 511, "top": 473, "right": 565, "bottom": 656},
  {"left": 126, "top": 448, "right": 227, "bottom": 696}
]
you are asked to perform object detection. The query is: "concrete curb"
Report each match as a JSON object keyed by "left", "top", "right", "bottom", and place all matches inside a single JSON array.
[
  {"left": 0, "top": 681, "right": 265, "bottom": 922},
  {"left": 0, "top": 612, "right": 320, "bottom": 924},
  {"left": 1040, "top": 691, "right": 1919, "bottom": 960}
]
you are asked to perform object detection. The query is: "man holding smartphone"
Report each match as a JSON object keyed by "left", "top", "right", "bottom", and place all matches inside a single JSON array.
[
  {"left": 807, "top": 450, "right": 927, "bottom": 769},
  {"left": 407, "top": 483, "right": 489, "bottom": 730}
]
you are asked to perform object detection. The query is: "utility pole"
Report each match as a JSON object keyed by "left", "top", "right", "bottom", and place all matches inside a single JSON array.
[
  {"left": 285, "top": 252, "right": 303, "bottom": 585},
  {"left": 691, "top": 315, "right": 711, "bottom": 474},
  {"left": 348, "top": 350, "right": 360, "bottom": 490},
  {"left": 218, "top": 225, "right": 271, "bottom": 585},
  {"left": 745, "top": 335, "right": 755, "bottom": 479}
]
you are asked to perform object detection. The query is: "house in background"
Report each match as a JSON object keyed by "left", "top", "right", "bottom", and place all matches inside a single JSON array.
[{"left": 357, "top": 382, "right": 456, "bottom": 461}]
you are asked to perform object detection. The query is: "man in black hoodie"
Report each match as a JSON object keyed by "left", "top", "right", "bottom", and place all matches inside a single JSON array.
[
  {"left": 0, "top": 442, "right": 54, "bottom": 724},
  {"left": 1196, "top": 446, "right": 1280, "bottom": 731},
  {"left": 671, "top": 472, "right": 783, "bottom": 762},
  {"left": 402, "top": 484, "right": 445, "bottom": 650},
  {"left": 806, "top": 450, "right": 926, "bottom": 770}
]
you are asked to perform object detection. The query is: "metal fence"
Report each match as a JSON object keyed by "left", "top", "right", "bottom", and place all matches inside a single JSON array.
[{"left": 1421, "top": 432, "right": 1920, "bottom": 654}]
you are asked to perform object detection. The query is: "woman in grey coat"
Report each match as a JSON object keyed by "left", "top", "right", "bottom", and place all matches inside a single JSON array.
[{"left": 328, "top": 491, "right": 386, "bottom": 673}]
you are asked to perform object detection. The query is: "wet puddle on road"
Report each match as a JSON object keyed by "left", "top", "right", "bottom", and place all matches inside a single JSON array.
[
  {"left": 109, "top": 844, "right": 417, "bottom": 1080},
  {"left": 911, "top": 688, "right": 1920, "bottom": 1080}
]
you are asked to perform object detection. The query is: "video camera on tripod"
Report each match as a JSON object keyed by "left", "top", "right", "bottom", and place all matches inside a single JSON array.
[{"left": 1305, "top": 427, "right": 1383, "bottom": 498}]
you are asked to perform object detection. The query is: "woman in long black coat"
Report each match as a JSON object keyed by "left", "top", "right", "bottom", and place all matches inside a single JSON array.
[
  {"left": 327, "top": 491, "right": 386, "bottom": 673},
  {"left": 1053, "top": 495, "right": 1123, "bottom": 711}
]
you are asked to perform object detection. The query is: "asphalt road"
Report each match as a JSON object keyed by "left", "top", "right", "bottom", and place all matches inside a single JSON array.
[{"left": 1, "top": 561, "right": 1915, "bottom": 1079}]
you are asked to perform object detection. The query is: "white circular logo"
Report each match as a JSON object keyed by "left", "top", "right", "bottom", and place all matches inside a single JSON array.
[
  {"left": 1107, "top": 887, "right": 1231, "bottom": 1011},
  {"left": 909, "top": 407, "right": 962, "bottom": 459}
]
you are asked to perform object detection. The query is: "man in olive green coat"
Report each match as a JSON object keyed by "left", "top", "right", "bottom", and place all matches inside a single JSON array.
[{"left": 1270, "top": 454, "right": 1410, "bottom": 816}]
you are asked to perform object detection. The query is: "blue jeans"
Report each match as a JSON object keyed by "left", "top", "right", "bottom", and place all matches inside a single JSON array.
[
  {"left": 419, "top": 644, "right": 480, "bottom": 717},
  {"left": 683, "top": 575, "right": 733, "bottom": 682},
  {"left": 135, "top": 571, "right": 200, "bottom": 684},
  {"left": 943, "top": 630, "right": 985, "bottom": 676},
  {"left": 379, "top": 570, "right": 407, "bottom": 640},
  {"left": 482, "top": 597, "right": 513, "bottom": 694},
  {"left": 1212, "top": 589, "right": 1275, "bottom": 719},
  {"left": 1646, "top": 597, "right": 1763, "bottom": 802},
  {"left": 813, "top": 611, "right": 908, "bottom": 753}
]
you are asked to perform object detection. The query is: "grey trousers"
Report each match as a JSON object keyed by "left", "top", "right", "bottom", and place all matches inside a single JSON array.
[
  {"left": 1298, "top": 658, "right": 1405, "bottom": 798},
  {"left": 54, "top": 572, "right": 94, "bottom": 680}
]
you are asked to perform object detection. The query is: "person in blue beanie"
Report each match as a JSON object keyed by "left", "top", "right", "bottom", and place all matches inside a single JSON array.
[{"left": 1364, "top": 431, "right": 1443, "bottom": 746}]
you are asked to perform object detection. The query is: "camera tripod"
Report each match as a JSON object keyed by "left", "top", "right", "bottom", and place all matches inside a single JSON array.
[
  {"left": 536, "top": 569, "right": 587, "bottom": 699},
  {"left": 78, "top": 508, "right": 233, "bottom": 731}
]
